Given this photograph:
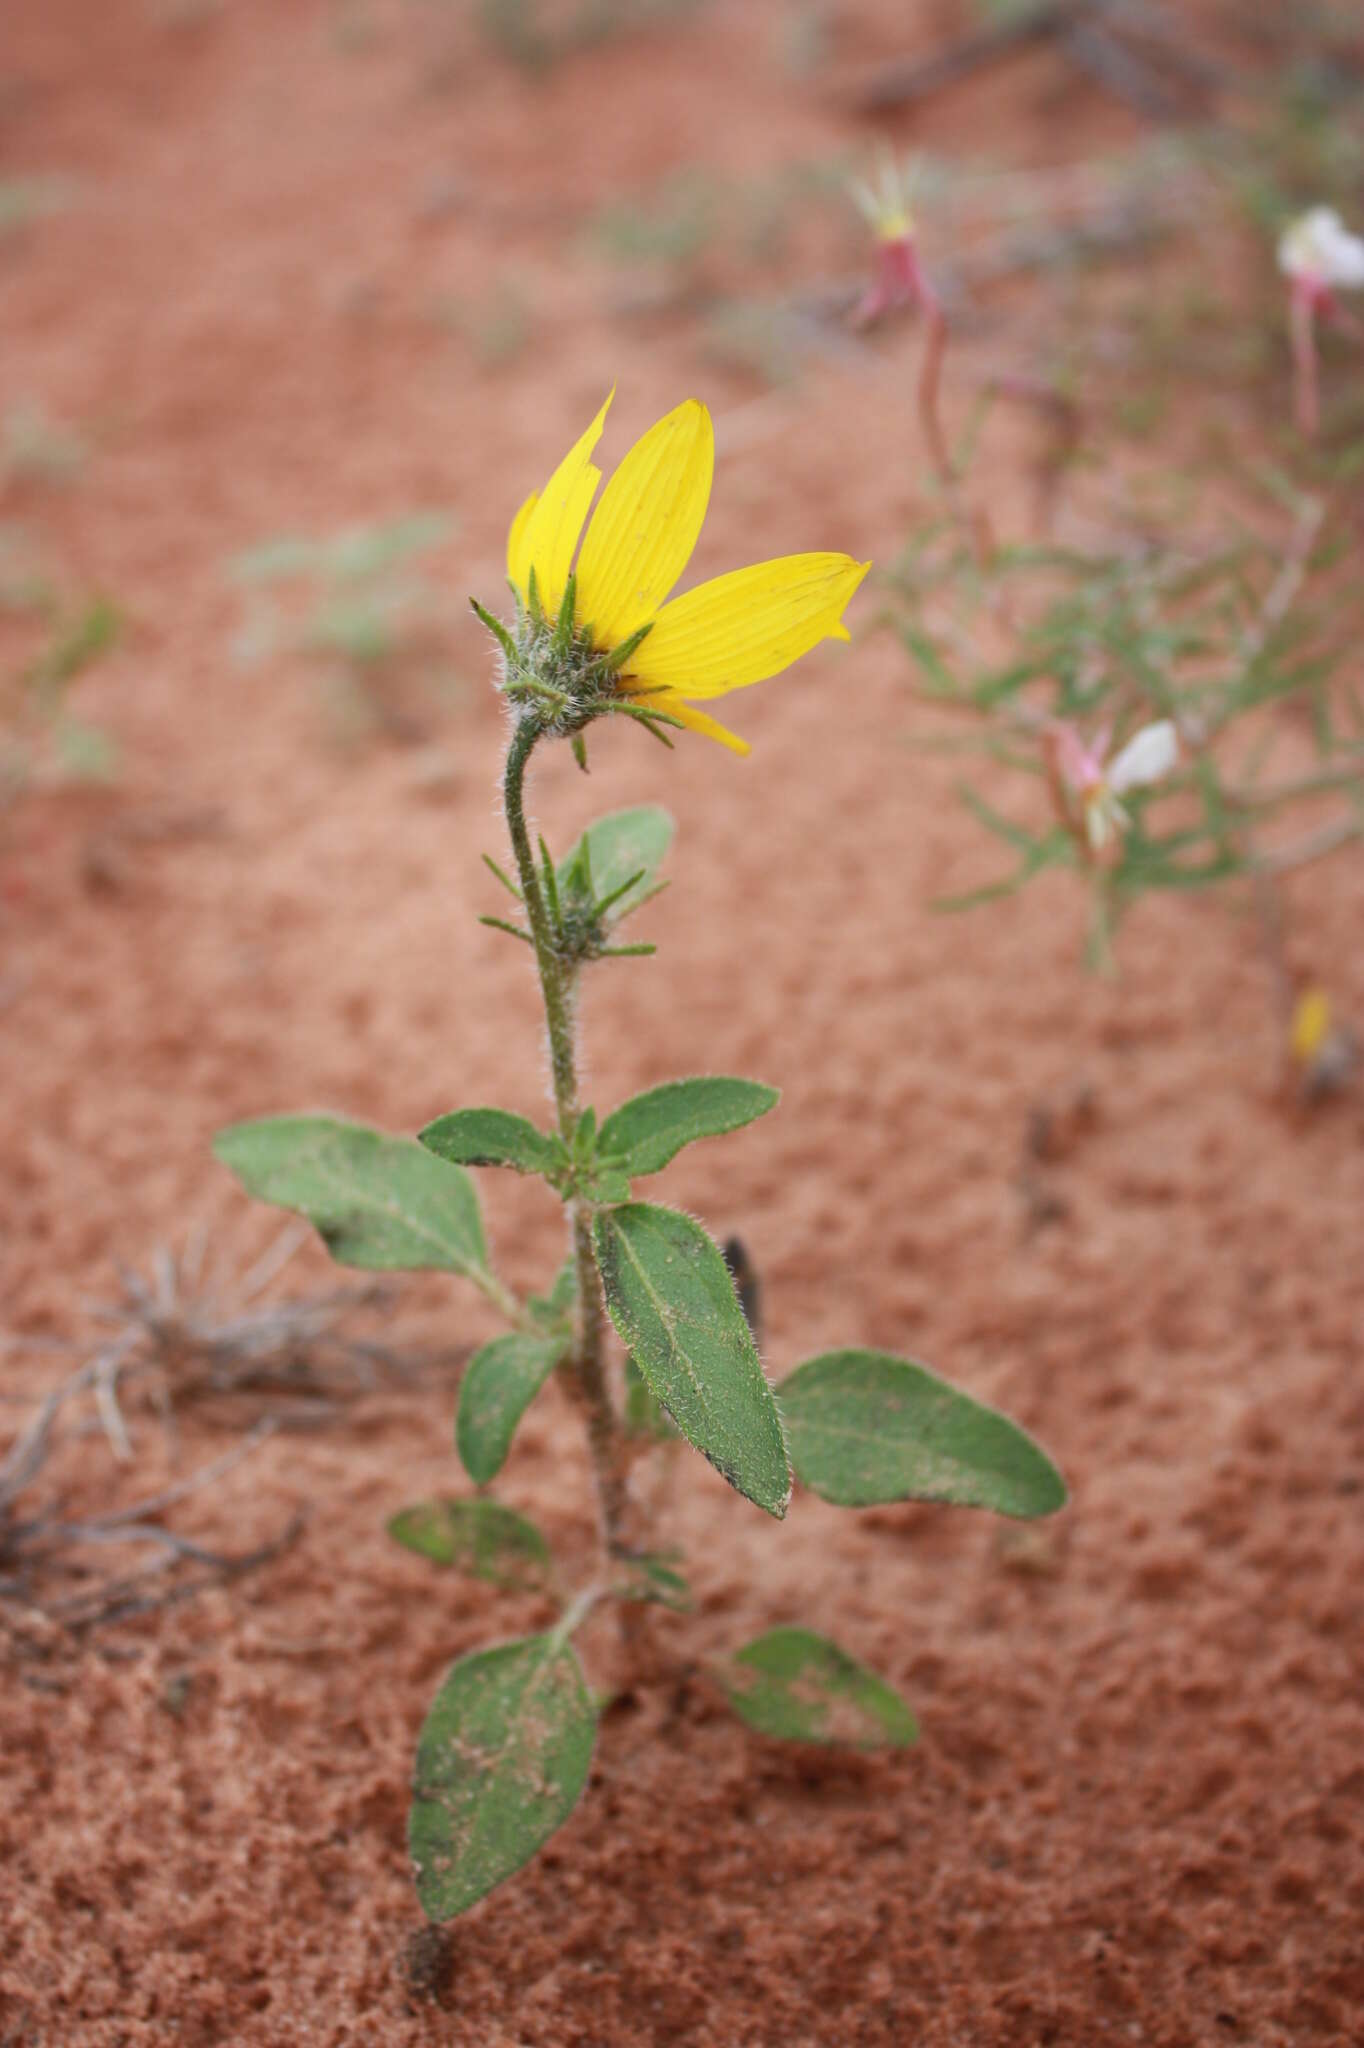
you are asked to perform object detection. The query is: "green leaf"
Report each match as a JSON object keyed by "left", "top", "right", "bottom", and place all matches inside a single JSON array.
[
  {"left": 623, "top": 1353, "right": 678, "bottom": 1441},
  {"left": 214, "top": 1116, "right": 488, "bottom": 1277},
  {"left": 597, "top": 1077, "right": 778, "bottom": 1178},
  {"left": 528, "top": 1259, "right": 577, "bottom": 1333},
  {"left": 557, "top": 805, "right": 673, "bottom": 919},
  {"left": 720, "top": 1628, "right": 917, "bottom": 1749},
  {"left": 410, "top": 1631, "right": 596, "bottom": 1922},
  {"left": 457, "top": 1335, "right": 566, "bottom": 1484},
  {"left": 387, "top": 1498, "right": 552, "bottom": 1588},
  {"left": 583, "top": 1165, "right": 633, "bottom": 1205},
  {"left": 420, "top": 1107, "right": 561, "bottom": 1178},
  {"left": 593, "top": 1204, "right": 789, "bottom": 1518},
  {"left": 615, "top": 1552, "right": 691, "bottom": 1610},
  {"left": 778, "top": 1349, "right": 1066, "bottom": 1519}
]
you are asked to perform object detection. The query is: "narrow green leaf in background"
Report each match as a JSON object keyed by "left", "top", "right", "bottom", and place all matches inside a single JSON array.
[
  {"left": 410, "top": 1632, "right": 596, "bottom": 1921},
  {"left": 213, "top": 1116, "right": 488, "bottom": 1277},
  {"left": 456, "top": 1335, "right": 566, "bottom": 1484},
  {"left": 720, "top": 1627, "right": 917, "bottom": 1748},
  {"left": 387, "top": 1498, "right": 551, "bottom": 1589},
  {"left": 597, "top": 1077, "right": 778, "bottom": 1177},
  {"left": 593, "top": 1203, "right": 790, "bottom": 1518},
  {"left": 778, "top": 1349, "right": 1066, "bottom": 1518},
  {"left": 420, "top": 1107, "right": 561, "bottom": 1178}
]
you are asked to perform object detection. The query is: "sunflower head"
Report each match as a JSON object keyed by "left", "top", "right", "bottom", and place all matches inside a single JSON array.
[
  {"left": 483, "top": 564, "right": 654, "bottom": 740},
  {"left": 473, "top": 391, "right": 869, "bottom": 758}
]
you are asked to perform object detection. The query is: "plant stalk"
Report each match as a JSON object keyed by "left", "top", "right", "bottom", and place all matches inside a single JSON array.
[{"left": 502, "top": 716, "right": 631, "bottom": 1557}]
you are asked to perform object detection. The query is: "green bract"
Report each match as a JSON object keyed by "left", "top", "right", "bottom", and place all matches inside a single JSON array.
[{"left": 214, "top": 404, "right": 1066, "bottom": 1928}]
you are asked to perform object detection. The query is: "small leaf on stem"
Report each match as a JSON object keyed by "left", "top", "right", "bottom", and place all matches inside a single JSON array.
[
  {"left": 213, "top": 1116, "right": 489, "bottom": 1279},
  {"left": 719, "top": 1627, "right": 917, "bottom": 1749},
  {"left": 598, "top": 1077, "right": 778, "bottom": 1178},
  {"left": 387, "top": 1498, "right": 552, "bottom": 1588},
  {"left": 456, "top": 1335, "right": 567, "bottom": 1484},
  {"left": 593, "top": 1203, "right": 790, "bottom": 1518},
  {"left": 778, "top": 1349, "right": 1066, "bottom": 1518},
  {"left": 420, "top": 1107, "right": 562, "bottom": 1179},
  {"left": 410, "top": 1632, "right": 595, "bottom": 1922}
]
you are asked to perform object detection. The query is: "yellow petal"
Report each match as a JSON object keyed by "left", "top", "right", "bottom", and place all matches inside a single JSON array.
[
  {"left": 518, "top": 389, "right": 613, "bottom": 618},
  {"left": 575, "top": 400, "right": 714, "bottom": 648},
  {"left": 628, "top": 553, "right": 871, "bottom": 700},
  {"left": 634, "top": 690, "right": 751, "bottom": 755},
  {"left": 506, "top": 490, "right": 539, "bottom": 598},
  {"left": 1290, "top": 987, "right": 1332, "bottom": 1065}
]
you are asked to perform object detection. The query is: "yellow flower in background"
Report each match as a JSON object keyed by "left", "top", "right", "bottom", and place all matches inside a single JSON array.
[
  {"left": 504, "top": 391, "right": 869, "bottom": 755},
  {"left": 1289, "top": 987, "right": 1332, "bottom": 1067}
]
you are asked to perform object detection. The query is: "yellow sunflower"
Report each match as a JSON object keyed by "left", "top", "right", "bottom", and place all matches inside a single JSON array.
[{"left": 503, "top": 391, "right": 869, "bottom": 755}]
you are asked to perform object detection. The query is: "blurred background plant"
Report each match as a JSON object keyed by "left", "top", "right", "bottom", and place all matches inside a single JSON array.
[
  {"left": 472, "top": 0, "right": 707, "bottom": 73},
  {"left": 1, "top": 401, "right": 86, "bottom": 490},
  {"left": 1, "top": 527, "right": 122, "bottom": 813},
  {"left": 885, "top": 441, "right": 1364, "bottom": 1095},
  {"left": 228, "top": 511, "right": 461, "bottom": 742}
]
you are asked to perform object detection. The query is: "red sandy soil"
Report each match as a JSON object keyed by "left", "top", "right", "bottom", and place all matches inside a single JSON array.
[{"left": 3, "top": 3, "right": 1364, "bottom": 2044}]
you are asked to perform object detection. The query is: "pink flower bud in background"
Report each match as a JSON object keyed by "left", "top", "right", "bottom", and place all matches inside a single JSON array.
[
  {"left": 1277, "top": 207, "right": 1364, "bottom": 436},
  {"left": 850, "top": 149, "right": 939, "bottom": 330}
]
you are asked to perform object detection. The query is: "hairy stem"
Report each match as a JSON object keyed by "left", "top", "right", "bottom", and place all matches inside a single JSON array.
[{"left": 502, "top": 717, "right": 631, "bottom": 1556}]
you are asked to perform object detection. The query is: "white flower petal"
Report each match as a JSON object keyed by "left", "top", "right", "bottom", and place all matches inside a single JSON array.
[
  {"left": 1107, "top": 719, "right": 1178, "bottom": 795},
  {"left": 1278, "top": 206, "right": 1364, "bottom": 288}
]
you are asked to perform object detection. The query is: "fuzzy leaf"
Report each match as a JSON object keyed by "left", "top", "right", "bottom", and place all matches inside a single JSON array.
[
  {"left": 623, "top": 1353, "right": 678, "bottom": 1441},
  {"left": 456, "top": 1335, "right": 566, "bottom": 1484},
  {"left": 593, "top": 1203, "right": 789, "bottom": 1518},
  {"left": 420, "top": 1107, "right": 561, "bottom": 1178},
  {"left": 720, "top": 1628, "right": 917, "bottom": 1749},
  {"left": 214, "top": 1116, "right": 487, "bottom": 1277},
  {"left": 557, "top": 805, "right": 673, "bottom": 917},
  {"left": 778, "top": 1349, "right": 1066, "bottom": 1518},
  {"left": 387, "top": 1499, "right": 551, "bottom": 1588},
  {"left": 410, "top": 1633, "right": 595, "bottom": 1922},
  {"left": 597, "top": 1077, "right": 778, "bottom": 1178}
]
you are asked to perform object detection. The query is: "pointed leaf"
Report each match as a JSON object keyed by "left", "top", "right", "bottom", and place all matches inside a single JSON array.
[
  {"left": 410, "top": 1632, "right": 596, "bottom": 1922},
  {"left": 615, "top": 1553, "right": 691, "bottom": 1611},
  {"left": 528, "top": 1259, "right": 577, "bottom": 1334},
  {"left": 387, "top": 1499, "right": 551, "bottom": 1589},
  {"left": 420, "top": 1108, "right": 561, "bottom": 1178},
  {"left": 720, "top": 1628, "right": 917, "bottom": 1749},
  {"left": 557, "top": 805, "right": 673, "bottom": 919},
  {"left": 457, "top": 1335, "right": 566, "bottom": 1484},
  {"left": 593, "top": 1203, "right": 789, "bottom": 1517},
  {"left": 598, "top": 1077, "right": 778, "bottom": 1178},
  {"left": 214, "top": 1116, "right": 487, "bottom": 1277},
  {"left": 778, "top": 1349, "right": 1066, "bottom": 1519}
]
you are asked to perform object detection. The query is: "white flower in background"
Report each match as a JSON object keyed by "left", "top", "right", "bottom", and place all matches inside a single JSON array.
[
  {"left": 1049, "top": 718, "right": 1179, "bottom": 853},
  {"left": 1276, "top": 207, "right": 1364, "bottom": 436},
  {"left": 1278, "top": 207, "right": 1364, "bottom": 292}
]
